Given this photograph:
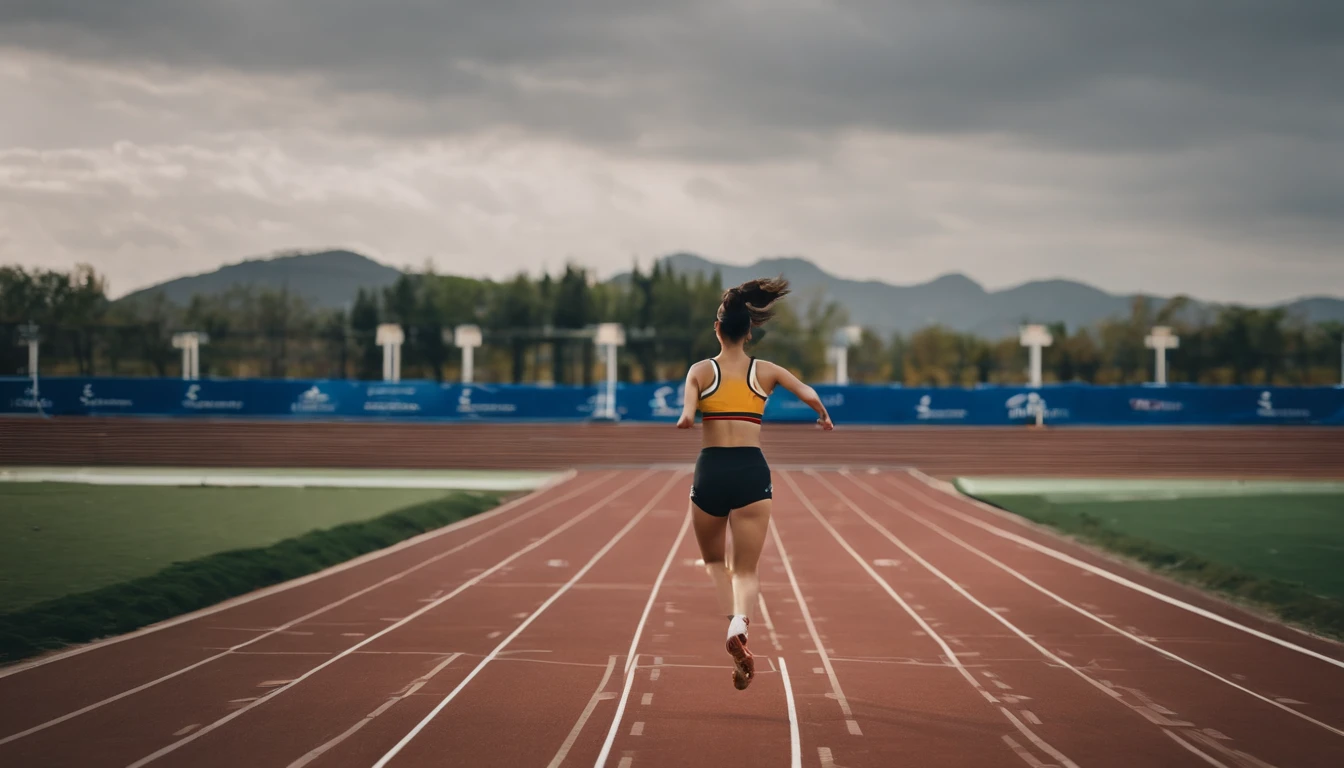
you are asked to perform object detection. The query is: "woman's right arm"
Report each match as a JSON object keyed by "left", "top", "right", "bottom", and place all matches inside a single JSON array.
[
  {"left": 761, "top": 361, "right": 834, "bottom": 430},
  {"left": 677, "top": 363, "right": 704, "bottom": 429}
]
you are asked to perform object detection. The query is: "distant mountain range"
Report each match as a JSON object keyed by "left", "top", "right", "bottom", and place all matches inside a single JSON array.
[
  {"left": 119, "top": 250, "right": 403, "bottom": 309},
  {"left": 123, "top": 249, "right": 1344, "bottom": 336},
  {"left": 622, "top": 253, "right": 1344, "bottom": 336}
]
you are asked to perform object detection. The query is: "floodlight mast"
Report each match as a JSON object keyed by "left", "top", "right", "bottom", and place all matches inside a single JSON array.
[
  {"left": 1144, "top": 326, "right": 1180, "bottom": 386},
  {"left": 593, "top": 323, "right": 625, "bottom": 420},
  {"left": 1019, "top": 324, "right": 1054, "bottom": 388},
  {"left": 376, "top": 324, "right": 404, "bottom": 382},
  {"left": 452, "top": 325, "right": 483, "bottom": 384}
]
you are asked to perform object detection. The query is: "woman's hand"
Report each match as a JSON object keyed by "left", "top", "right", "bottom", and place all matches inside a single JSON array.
[
  {"left": 816, "top": 412, "right": 834, "bottom": 431},
  {"left": 677, "top": 412, "right": 695, "bottom": 429}
]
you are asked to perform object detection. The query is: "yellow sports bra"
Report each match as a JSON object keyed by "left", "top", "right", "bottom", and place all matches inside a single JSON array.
[{"left": 699, "top": 358, "right": 768, "bottom": 424}]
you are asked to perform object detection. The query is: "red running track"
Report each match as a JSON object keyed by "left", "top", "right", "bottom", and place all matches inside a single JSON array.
[{"left": 2, "top": 468, "right": 1342, "bottom": 767}]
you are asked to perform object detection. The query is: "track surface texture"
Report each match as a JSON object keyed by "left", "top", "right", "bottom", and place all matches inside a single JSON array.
[
  {"left": 4, "top": 469, "right": 1342, "bottom": 767},
  {"left": 3, "top": 418, "right": 1344, "bottom": 476}
]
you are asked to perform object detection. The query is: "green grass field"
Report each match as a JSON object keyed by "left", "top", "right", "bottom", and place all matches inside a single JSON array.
[
  {"left": 0, "top": 483, "right": 487, "bottom": 613},
  {"left": 957, "top": 478, "right": 1344, "bottom": 636},
  {"left": 0, "top": 480, "right": 509, "bottom": 662}
]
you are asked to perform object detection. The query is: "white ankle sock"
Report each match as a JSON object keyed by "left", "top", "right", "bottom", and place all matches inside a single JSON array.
[{"left": 727, "top": 614, "right": 748, "bottom": 640}]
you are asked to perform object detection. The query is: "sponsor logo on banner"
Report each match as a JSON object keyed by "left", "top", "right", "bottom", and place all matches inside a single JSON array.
[
  {"left": 1256, "top": 391, "right": 1310, "bottom": 419},
  {"left": 1005, "top": 392, "right": 1068, "bottom": 420},
  {"left": 649, "top": 385, "right": 683, "bottom": 418},
  {"left": 777, "top": 393, "right": 844, "bottom": 410},
  {"left": 361, "top": 383, "right": 420, "bottom": 413},
  {"left": 1129, "top": 397, "right": 1183, "bottom": 412},
  {"left": 914, "top": 395, "right": 968, "bottom": 420},
  {"left": 80, "top": 384, "right": 133, "bottom": 408},
  {"left": 182, "top": 383, "right": 243, "bottom": 410},
  {"left": 456, "top": 387, "right": 517, "bottom": 414},
  {"left": 10, "top": 385, "right": 53, "bottom": 410},
  {"left": 291, "top": 385, "right": 336, "bottom": 413}
]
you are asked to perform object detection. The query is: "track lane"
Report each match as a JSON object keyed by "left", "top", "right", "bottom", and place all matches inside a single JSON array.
[
  {"left": 117, "top": 470, "right": 665, "bottom": 768},
  {"left": 362, "top": 471, "right": 688, "bottom": 768},
  {"left": 827, "top": 469, "right": 1344, "bottom": 766},
  {"left": 591, "top": 505, "right": 795, "bottom": 768},
  {"left": 767, "top": 473, "right": 1017, "bottom": 768},
  {"left": 785, "top": 470, "right": 1204, "bottom": 767}
]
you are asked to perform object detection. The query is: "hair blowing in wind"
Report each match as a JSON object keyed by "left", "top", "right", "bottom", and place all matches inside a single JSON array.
[{"left": 718, "top": 277, "right": 790, "bottom": 340}]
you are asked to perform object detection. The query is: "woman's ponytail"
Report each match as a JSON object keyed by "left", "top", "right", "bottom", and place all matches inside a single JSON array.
[{"left": 717, "top": 277, "right": 790, "bottom": 341}]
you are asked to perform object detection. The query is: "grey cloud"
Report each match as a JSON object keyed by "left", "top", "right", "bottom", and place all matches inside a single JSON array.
[
  {"left": 2, "top": 0, "right": 1342, "bottom": 300},
  {"left": 3, "top": 1, "right": 1340, "bottom": 155}
]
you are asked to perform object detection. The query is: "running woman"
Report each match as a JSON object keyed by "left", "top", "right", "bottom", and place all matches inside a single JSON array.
[{"left": 676, "top": 277, "right": 834, "bottom": 690}]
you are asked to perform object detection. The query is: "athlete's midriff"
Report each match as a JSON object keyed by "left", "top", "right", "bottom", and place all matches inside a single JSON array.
[{"left": 701, "top": 418, "right": 762, "bottom": 448}]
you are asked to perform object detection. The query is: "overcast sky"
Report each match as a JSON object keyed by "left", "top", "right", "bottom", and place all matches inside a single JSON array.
[{"left": 2, "top": 1, "right": 1341, "bottom": 302}]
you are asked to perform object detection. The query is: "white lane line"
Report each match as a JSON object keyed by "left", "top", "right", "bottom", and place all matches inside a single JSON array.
[
  {"left": 782, "top": 472, "right": 1078, "bottom": 768},
  {"left": 1000, "top": 708, "right": 1078, "bottom": 768},
  {"left": 125, "top": 471, "right": 653, "bottom": 768},
  {"left": 854, "top": 471, "right": 1344, "bottom": 738},
  {"left": 780, "top": 658, "right": 802, "bottom": 768},
  {"left": 1001, "top": 735, "right": 1050, "bottom": 768},
  {"left": 1022, "top": 710, "right": 1042, "bottom": 726},
  {"left": 629, "top": 722, "right": 644, "bottom": 736},
  {"left": 620, "top": 513, "right": 692, "bottom": 675},
  {"left": 286, "top": 653, "right": 463, "bottom": 768},
  {"left": 905, "top": 468, "right": 1344, "bottom": 671},
  {"left": 546, "top": 656, "right": 619, "bottom": 768},
  {"left": 0, "top": 472, "right": 609, "bottom": 747},
  {"left": 640, "top": 693, "right": 653, "bottom": 706},
  {"left": 617, "top": 758, "right": 632, "bottom": 768},
  {"left": 375, "top": 472, "right": 683, "bottom": 768},
  {"left": 1164, "top": 730, "right": 1233, "bottom": 768},
  {"left": 817, "top": 746, "right": 836, "bottom": 768},
  {"left": 592, "top": 502, "right": 693, "bottom": 767},
  {"left": 769, "top": 515, "right": 856, "bottom": 722},
  {"left": 0, "top": 469, "right": 579, "bottom": 681}
]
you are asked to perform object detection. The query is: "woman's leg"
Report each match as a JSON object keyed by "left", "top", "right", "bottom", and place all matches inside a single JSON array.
[
  {"left": 726, "top": 499, "right": 771, "bottom": 620},
  {"left": 690, "top": 502, "right": 734, "bottom": 615}
]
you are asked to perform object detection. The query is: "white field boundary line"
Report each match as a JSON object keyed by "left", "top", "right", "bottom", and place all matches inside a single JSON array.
[
  {"left": 373, "top": 471, "right": 684, "bottom": 768},
  {"left": 125, "top": 470, "right": 653, "bottom": 768},
  {"left": 906, "top": 467, "right": 1344, "bottom": 669},
  {"left": 591, "top": 509, "right": 693, "bottom": 768},
  {"left": 0, "top": 468, "right": 557, "bottom": 491},
  {"left": 780, "top": 658, "right": 802, "bottom": 768},
  {"left": 286, "top": 652, "right": 465, "bottom": 768},
  {"left": 0, "top": 469, "right": 579, "bottom": 680},
  {"left": 0, "top": 471, "right": 608, "bottom": 746},
  {"left": 768, "top": 511, "right": 861, "bottom": 736},
  {"left": 781, "top": 472, "right": 1077, "bottom": 768},
  {"left": 853, "top": 471, "right": 1344, "bottom": 739}
]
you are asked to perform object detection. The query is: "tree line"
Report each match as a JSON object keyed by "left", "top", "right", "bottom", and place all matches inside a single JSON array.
[{"left": 2, "top": 262, "right": 1341, "bottom": 386}]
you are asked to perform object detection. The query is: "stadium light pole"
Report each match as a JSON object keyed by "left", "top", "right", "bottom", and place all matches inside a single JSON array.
[
  {"left": 594, "top": 323, "right": 625, "bottom": 421},
  {"left": 1144, "top": 326, "right": 1180, "bottom": 386},
  {"left": 830, "top": 325, "right": 863, "bottom": 385},
  {"left": 376, "top": 324, "right": 404, "bottom": 383},
  {"left": 171, "top": 332, "right": 208, "bottom": 381},
  {"left": 452, "top": 324, "right": 482, "bottom": 384},
  {"left": 1019, "top": 324, "right": 1053, "bottom": 389}
]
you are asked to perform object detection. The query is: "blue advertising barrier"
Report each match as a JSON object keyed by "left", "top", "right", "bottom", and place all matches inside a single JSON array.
[{"left": 3, "top": 377, "right": 1343, "bottom": 425}]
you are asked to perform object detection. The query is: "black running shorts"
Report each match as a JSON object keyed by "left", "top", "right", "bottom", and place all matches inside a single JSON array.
[{"left": 690, "top": 446, "right": 773, "bottom": 517}]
